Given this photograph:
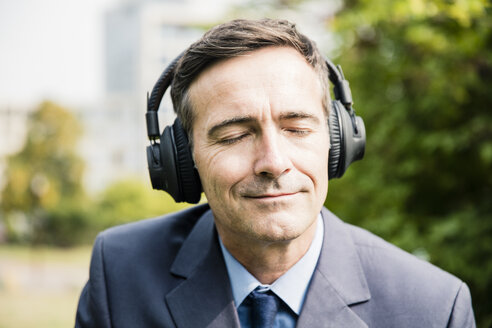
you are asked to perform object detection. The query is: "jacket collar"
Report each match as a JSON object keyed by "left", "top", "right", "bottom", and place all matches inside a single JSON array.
[
  {"left": 166, "top": 207, "right": 370, "bottom": 328},
  {"left": 166, "top": 209, "right": 240, "bottom": 328},
  {"left": 170, "top": 208, "right": 215, "bottom": 278},
  {"left": 296, "top": 207, "right": 370, "bottom": 327}
]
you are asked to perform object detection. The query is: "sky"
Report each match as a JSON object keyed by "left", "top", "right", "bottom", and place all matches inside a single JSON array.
[{"left": 0, "top": 0, "right": 117, "bottom": 107}]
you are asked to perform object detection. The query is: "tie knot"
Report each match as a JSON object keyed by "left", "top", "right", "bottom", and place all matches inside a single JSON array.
[{"left": 248, "top": 288, "right": 279, "bottom": 328}]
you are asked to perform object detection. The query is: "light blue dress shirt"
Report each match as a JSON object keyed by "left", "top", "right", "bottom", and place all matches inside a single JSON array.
[{"left": 219, "top": 214, "right": 324, "bottom": 328}]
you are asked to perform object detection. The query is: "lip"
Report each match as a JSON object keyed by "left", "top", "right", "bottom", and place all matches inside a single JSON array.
[{"left": 245, "top": 192, "right": 299, "bottom": 199}]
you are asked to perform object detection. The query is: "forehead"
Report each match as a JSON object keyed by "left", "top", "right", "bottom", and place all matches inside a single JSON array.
[{"left": 188, "top": 47, "right": 324, "bottom": 126}]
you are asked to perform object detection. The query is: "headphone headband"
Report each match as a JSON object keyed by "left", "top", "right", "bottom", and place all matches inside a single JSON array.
[{"left": 147, "top": 54, "right": 351, "bottom": 123}]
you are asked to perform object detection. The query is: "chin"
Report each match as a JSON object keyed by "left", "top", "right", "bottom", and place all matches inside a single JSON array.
[{"left": 248, "top": 213, "right": 314, "bottom": 243}]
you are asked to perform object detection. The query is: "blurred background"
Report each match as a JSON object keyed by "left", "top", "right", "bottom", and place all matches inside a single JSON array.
[{"left": 0, "top": 0, "right": 491, "bottom": 327}]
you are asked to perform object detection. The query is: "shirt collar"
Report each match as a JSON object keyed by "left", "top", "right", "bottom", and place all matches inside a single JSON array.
[{"left": 219, "top": 214, "right": 324, "bottom": 315}]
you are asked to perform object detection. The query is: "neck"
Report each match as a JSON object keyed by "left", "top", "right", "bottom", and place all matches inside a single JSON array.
[{"left": 218, "top": 218, "right": 318, "bottom": 285}]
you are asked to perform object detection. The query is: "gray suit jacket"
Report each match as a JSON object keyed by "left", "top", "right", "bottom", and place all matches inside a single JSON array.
[{"left": 76, "top": 204, "right": 475, "bottom": 327}]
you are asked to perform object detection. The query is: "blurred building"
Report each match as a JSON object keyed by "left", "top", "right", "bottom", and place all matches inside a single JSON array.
[
  {"left": 0, "top": 106, "right": 31, "bottom": 158},
  {"left": 0, "top": 105, "right": 31, "bottom": 192},
  {"left": 80, "top": 0, "right": 237, "bottom": 191}
]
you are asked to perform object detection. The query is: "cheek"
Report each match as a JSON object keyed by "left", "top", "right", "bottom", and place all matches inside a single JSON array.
[
  {"left": 194, "top": 147, "right": 252, "bottom": 196},
  {"left": 293, "top": 138, "right": 329, "bottom": 188},
  {"left": 299, "top": 154, "right": 328, "bottom": 183}
]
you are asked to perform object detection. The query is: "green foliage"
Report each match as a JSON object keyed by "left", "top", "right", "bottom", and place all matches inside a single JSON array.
[
  {"left": 1, "top": 101, "right": 86, "bottom": 245},
  {"left": 0, "top": 101, "right": 193, "bottom": 246},
  {"left": 92, "top": 179, "right": 191, "bottom": 230},
  {"left": 36, "top": 199, "right": 94, "bottom": 247},
  {"left": 326, "top": 0, "right": 492, "bottom": 325}
]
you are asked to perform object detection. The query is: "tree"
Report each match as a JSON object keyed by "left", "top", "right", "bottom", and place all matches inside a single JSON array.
[
  {"left": 325, "top": 1, "right": 492, "bottom": 326},
  {"left": 92, "top": 179, "right": 192, "bottom": 230},
  {"left": 1, "top": 101, "right": 87, "bottom": 245}
]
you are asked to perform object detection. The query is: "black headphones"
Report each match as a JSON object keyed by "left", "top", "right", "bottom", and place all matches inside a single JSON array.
[{"left": 145, "top": 53, "right": 366, "bottom": 204}]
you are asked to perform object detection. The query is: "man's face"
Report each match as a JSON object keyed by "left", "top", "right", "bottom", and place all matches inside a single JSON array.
[{"left": 190, "top": 46, "right": 329, "bottom": 246}]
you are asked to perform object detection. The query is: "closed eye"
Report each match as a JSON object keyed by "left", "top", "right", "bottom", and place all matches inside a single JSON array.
[
  {"left": 284, "top": 128, "right": 311, "bottom": 136},
  {"left": 217, "top": 133, "right": 250, "bottom": 145}
]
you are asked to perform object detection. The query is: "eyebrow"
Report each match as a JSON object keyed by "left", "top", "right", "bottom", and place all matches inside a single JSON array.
[
  {"left": 207, "top": 115, "right": 256, "bottom": 139},
  {"left": 278, "top": 111, "right": 321, "bottom": 124}
]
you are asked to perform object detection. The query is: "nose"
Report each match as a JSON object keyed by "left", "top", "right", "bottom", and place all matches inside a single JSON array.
[{"left": 253, "top": 128, "right": 292, "bottom": 179}]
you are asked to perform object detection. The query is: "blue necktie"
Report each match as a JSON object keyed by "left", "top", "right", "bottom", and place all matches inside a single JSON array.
[{"left": 248, "top": 289, "right": 279, "bottom": 328}]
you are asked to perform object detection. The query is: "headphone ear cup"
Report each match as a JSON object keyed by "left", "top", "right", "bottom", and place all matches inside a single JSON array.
[
  {"left": 328, "top": 100, "right": 366, "bottom": 179},
  {"left": 146, "top": 118, "right": 202, "bottom": 203},
  {"left": 328, "top": 100, "right": 344, "bottom": 179},
  {"left": 156, "top": 125, "right": 181, "bottom": 200},
  {"left": 146, "top": 143, "right": 166, "bottom": 190},
  {"left": 172, "top": 119, "right": 202, "bottom": 203}
]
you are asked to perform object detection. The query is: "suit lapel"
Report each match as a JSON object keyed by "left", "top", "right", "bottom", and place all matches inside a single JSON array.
[
  {"left": 166, "top": 210, "right": 240, "bottom": 328},
  {"left": 297, "top": 208, "right": 371, "bottom": 328}
]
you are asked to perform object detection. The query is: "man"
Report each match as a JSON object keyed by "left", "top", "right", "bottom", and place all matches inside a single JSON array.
[{"left": 76, "top": 19, "right": 475, "bottom": 327}]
